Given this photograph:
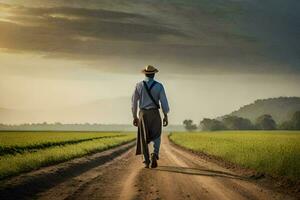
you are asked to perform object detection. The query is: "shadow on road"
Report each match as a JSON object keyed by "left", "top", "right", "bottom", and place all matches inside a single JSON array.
[
  {"left": 155, "top": 166, "right": 246, "bottom": 180},
  {"left": 0, "top": 142, "right": 135, "bottom": 200}
]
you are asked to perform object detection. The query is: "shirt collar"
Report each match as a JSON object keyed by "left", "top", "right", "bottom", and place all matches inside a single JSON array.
[{"left": 144, "top": 77, "right": 154, "bottom": 82}]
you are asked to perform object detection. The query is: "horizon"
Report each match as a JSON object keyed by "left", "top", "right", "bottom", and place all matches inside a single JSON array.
[{"left": 1, "top": 95, "right": 300, "bottom": 126}]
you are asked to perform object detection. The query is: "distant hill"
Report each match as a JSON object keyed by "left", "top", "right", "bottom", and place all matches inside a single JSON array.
[{"left": 228, "top": 97, "right": 300, "bottom": 124}]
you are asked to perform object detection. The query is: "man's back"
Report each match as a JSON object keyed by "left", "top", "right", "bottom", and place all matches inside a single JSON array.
[{"left": 132, "top": 77, "right": 169, "bottom": 117}]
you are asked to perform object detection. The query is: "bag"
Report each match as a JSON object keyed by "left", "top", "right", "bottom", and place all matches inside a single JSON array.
[{"left": 143, "top": 81, "right": 160, "bottom": 109}]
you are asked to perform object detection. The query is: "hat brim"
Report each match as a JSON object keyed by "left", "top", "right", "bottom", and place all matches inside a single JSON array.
[{"left": 142, "top": 69, "right": 159, "bottom": 74}]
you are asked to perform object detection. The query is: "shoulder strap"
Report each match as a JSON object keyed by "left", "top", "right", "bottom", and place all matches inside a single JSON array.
[
  {"left": 149, "top": 81, "right": 157, "bottom": 91},
  {"left": 143, "top": 81, "right": 160, "bottom": 109}
]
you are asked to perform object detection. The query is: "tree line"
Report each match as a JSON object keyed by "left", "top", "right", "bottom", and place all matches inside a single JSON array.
[{"left": 183, "top": 111, "right": 300, "bottom": 131}]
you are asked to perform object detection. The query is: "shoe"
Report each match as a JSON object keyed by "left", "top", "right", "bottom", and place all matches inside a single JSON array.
[
  {"left": 143, "top": 160, "right": 150, "bottom": 168},
  {"left": 150, "top": 153, "right": 158, "bottom": 168}
]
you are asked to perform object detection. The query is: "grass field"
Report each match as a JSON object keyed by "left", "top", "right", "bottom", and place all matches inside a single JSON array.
[
  {"left": 0, "top": 131, "right": 135, "bottom": 179},
  {"left": 169, "top": 131, "right": 300, "bottom": 180},
  {"left": 0, "top": 132, "right": 124, "bottom": 155}
]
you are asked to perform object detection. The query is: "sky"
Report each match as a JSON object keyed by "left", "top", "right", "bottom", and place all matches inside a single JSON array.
[{"left": 0, "top": 0, "right": 300, "bottom": 124}]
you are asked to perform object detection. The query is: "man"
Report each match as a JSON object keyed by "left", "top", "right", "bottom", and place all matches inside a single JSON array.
[{"left": 132, "top": 65, "right": 169, "bottom": 168}]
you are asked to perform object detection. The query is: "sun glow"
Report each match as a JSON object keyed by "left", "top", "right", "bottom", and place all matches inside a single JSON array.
[
  {"left": 48, "top": 13, "right": 83, "bottom": 21},
  {"left": 0, "top": 10, "right": 14, "bottom": 23}
]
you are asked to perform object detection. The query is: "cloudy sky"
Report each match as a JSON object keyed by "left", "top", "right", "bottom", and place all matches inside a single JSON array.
[{"left": 0, "top": 0, "right": 300, "bottom": 124}]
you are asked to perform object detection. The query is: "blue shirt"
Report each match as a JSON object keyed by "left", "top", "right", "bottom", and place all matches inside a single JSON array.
[{"left": 131, "top": 77, "right": 170, "bottom": 118}]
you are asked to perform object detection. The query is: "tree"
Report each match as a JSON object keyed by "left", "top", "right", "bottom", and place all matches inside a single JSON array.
[
  {"left": 278, "top": 111, "right": 300, "bottom": 130},
  {"left": 278, "top": 121, "right": 293, "bottom": 130},
  {"left": 255, "top": 114, "right": 276, "bottom": 130},
  {"left": 291, "top": 111, "right": 300, "bottom": 130},
  {"left": 222, "top": 115, "right": 254, "bottom": 130},
  {"left": 200, "top": 118, "right": 226, "bottom": 131},
  {"left": 183, "top": 119, "right": 197, "bottom": 131}
]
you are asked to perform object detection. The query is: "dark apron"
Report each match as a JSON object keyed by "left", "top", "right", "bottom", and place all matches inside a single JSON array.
[{"left": 136, "top": 109, "right": 162, "bottom": 163}]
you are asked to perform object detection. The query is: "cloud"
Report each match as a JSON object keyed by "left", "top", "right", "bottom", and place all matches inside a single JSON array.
[
  {"left": 0, "top": 1, "right": 299, "bottom": 74},
  {"left": 0, "top": 3, "right": 187, "bottom": 44}
]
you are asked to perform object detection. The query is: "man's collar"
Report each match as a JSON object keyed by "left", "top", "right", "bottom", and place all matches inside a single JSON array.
[{"left": 144, "top": 77, "right": 154, "bottom": 82}]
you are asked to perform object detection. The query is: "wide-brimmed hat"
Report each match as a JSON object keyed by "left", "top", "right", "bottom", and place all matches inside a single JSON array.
[{"left": 142, "top": 65, "right": 159, "bottom": 74}]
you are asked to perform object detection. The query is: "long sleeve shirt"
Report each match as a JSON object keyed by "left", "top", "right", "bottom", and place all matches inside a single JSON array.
[{"left": 131, "top": 77, "right": 170, "bottom": 118}]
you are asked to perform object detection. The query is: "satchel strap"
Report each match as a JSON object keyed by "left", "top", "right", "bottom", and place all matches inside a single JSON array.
[
  {"left": 149, "top": 81, "right": 157, "bottom": 91},
  {"left": 143, "top": 81, "right": 160, "bottom": 109}
]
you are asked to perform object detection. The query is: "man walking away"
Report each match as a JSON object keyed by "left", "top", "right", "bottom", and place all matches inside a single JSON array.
[{"left": 132, "top": 65, "right": 170, "bottom": 168}]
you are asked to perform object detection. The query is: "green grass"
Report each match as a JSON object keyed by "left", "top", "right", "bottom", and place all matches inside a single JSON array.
[
  {"left": 169, "top": 131, "right": 300, "bottom": 180},
  {"left": 0, "top": 131, "right": 122, "bottom": 149},
  {"left": 0, "top": 132, "right": 135, "bottom": 179}
]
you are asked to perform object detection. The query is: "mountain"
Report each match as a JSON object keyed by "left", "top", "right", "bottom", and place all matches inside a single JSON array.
[{"left": 228, "top": 97, "right": 300, "bottom": 124}]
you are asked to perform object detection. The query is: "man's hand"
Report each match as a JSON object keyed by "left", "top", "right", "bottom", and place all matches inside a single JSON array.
[
  {"left": 163, "top": 114, "right": 168, "bottom": 127},
  {"left": 133, "top": 117, "right": 139, "bottom": 127}
]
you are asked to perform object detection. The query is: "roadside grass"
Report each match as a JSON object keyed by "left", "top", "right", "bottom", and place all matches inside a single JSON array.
[
  {"left": 0, "top": 132, "right": 122, "bottom": 155},
  {"left": 169, "top": 131, "right": 300, "bottom": 180},
  {"left": 0, "top": 132, "right": 135, "bottom": 179}
]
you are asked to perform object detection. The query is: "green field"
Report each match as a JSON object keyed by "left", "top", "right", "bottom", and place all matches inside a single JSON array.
[
  {"left": 169, "top": 131, "right": 300, "bottom": 180},
  {"left": 0, "top": 131, "right": 135, "bottom": 179}
]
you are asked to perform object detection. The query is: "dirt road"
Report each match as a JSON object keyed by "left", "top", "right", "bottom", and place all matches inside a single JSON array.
[{"left": 0, "top": 134, "right": 295, "bottom": 200}]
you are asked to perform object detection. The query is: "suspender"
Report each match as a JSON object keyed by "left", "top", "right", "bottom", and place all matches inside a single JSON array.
[{"left": 143, "top": 81, "right": 160, "bottom": 109}]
